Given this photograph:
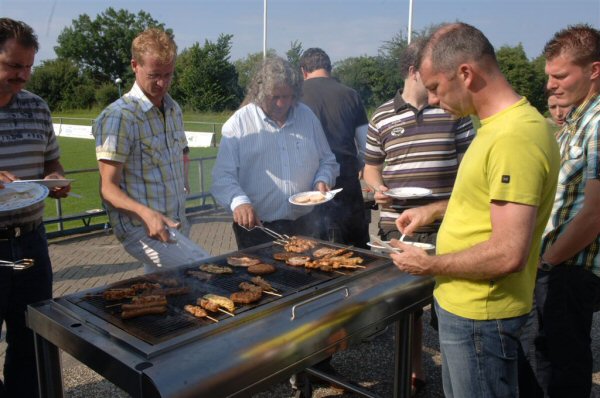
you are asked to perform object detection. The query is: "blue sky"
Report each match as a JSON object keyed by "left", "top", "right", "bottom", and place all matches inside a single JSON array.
[{"left": 1, "top": 0, "right": 599, "bottom": 65}]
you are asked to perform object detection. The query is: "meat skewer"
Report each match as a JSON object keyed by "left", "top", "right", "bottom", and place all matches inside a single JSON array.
[
  {"left": 239, "top": 281, "right": 281, "bottom": 297},
  {"left": 198, "top": 294, "right": 236, "bottom": 316},
  {"left": 184, "top": 304, "right": 218, "bottom": 322}
]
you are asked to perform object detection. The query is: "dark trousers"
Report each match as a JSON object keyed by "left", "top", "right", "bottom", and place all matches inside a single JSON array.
[
  {"left": 536, "top": 265, "right": 600, "bottom": 398},
  {"left": 315, "top": 176, "right": 369, "bottom": 249},
  {"left": 232, "top": 211, "right": 321, "bottom": 250},
  {"left": 0, "top": 224, "right": 53, "bottom": 398}
]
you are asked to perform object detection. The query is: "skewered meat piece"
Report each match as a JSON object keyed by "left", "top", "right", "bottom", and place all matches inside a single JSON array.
[
  {"left": 202, "top": 294, "right": 235, "bottom": 312},
  {"left": 286, "top": 256, "right": 311, "bottom": 267},
  {"left": 250, "top": 276, "right": 274, "bottom": 291},
  {"left": 230, "top": 290, "right": 262, "bottom": 304},
  {"left": 247, "top": 263, "right": 276, "bottom": 275},
  {"left": 122, "top": 298, "right": 168, "bottom": 311},
  {"left": 103, "top": 288, "right": 136, "bottom": 301},
  {"left": 273, "top": 252, "right": 299, "bottom": 261},
  {"left": 121, "top": 305, "right": 167, "bottom": 319},
  {"left": 198, "top": 298, "right": 220, "bottom": 313},
  {"left": 184, "top": 304, "right": 209, "bottom": 319},
  {"left": 227, "top": 255, "right": 261, "bottom": 267},
  {"left": 199, "top": 263, "right": 233, "bottom": 274},
  {"left": 284, "top": 237, "right": 317, "bottom": 253},
  {"left": 239, "top": 282, "right": 263, "bottom": 293}
]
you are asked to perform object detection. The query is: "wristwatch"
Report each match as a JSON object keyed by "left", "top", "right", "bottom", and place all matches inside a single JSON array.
[{"left": 539, "top": 256, "right": 555, "bottom": 271}]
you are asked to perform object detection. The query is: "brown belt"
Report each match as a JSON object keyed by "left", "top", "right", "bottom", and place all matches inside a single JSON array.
[{"left": 0, "top": 220, "right": 43, "bottom": 240}]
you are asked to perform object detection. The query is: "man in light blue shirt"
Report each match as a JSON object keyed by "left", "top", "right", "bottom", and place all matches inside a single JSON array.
[{"left": 212, "top": 56, "right": 339, "bottom": 249}]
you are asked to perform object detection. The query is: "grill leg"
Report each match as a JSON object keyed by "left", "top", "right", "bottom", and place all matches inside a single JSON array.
[
  {"left": 34, "top": 332, "right": 64, "bottom": 398},
  {"left": 394, "top": 313, "right": 414, "bottom": 398}
]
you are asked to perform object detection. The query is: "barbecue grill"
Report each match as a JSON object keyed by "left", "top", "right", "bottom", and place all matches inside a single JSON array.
[{"left": 28, "top": 239, "right": 433, "bottom": 398}]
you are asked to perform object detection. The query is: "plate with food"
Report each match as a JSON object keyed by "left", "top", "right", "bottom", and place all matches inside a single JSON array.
[
  {"left": 12, "top": 178, "right": 74, "bottom": 189},
  {"left": 0, "top": 182, "right": 49, "bottom": 213},
  {"left": 289, "top": 191, "right": 334, "bottom": 206},
  {"left": 383, "top": 187, "right": 432, "bottom": 199}
]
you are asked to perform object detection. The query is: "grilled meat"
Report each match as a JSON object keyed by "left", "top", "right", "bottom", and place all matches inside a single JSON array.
[
  {"left": 199, "top": 263, "right": 233, "bottom": 274},
  {"left": 227, "top": 255, "right": 261, "bottom": 267},
  {"left": 103, "top": 288, "right": 136, "bottom": 301},
  {"left": 230, "top": 290, "right": 262, "bottom": 304},
  {"left": 247, "top": 263, "right": 276, "bottom": 275},
  {"left": 239, "top": 282, "right": 263, "bottom": 293},
  {"left": 184, "top": 304, "right": 209, "bottom": 319},
  {"left": 198, "top": 298, "right": 220, "bottom": 313},
  {"left": 284, "top": 237, "right": 317, "bottom": 253},
  {"left": 273, "top": 252, "right": 299, "bottom": 261},
  {"left": 286, "top": 256, "right": 311, "bottom": 267},
  {"left": 250, "top": 276, "right": 273, "bottom": 291},
  {"left": 202, "top": 294, "right": 235, "bottom": 312},
  {"left": 121, "top": 305, "right": 167, "bottom": 319}
]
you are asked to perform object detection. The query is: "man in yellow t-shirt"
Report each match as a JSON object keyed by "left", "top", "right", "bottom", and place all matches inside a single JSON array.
[{"left": 391, "top": 23, "right": 560, "bottom": 397}]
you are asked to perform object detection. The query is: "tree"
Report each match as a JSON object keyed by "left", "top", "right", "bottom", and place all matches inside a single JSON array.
[
  {"left": 496, "top": 44, "right": 546, "bottom": 113},
  {"left": 286, "top": 40, "right": 303, "bottom": 69},
  {"left": 171, "top": 34, "right": 242, "bottom": 112},
  {"left": 55, "top": 7, "right": 169, "bottom": 84},
  {"left": 27, "top": 58, "right": 95, "bottom": 111},
  {"left": 333, "top": 56, "right": 384, "bottom": 109}
]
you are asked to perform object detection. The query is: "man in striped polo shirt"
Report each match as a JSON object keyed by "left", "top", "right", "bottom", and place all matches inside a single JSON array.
[
  {"left": 94, "top": 28, "right": 208, "bottom": 273},
  {"left": 528, "top": 25, "right": 600, "bottom": 397},
  {"left": 0, "top": 18, "right": 70, "bottom": 397},
  {"left": 363, "top": 39, "right": 474, "bottom": 395}
]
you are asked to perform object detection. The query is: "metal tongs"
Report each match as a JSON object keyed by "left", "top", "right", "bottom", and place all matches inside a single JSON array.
[
  {"left": 239, "top": 224, "right": 289, "bottom": 242},
  {"left": 0, "top": 258, "right": 35, "bottom": 270},
  {"left": 369, "top": 234, "right": 402, "bottom": 254}
]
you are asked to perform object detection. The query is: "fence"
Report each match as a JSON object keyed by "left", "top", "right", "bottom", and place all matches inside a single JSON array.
[
  {"left": 51, "top": 117, "right": 223, "bottom": 148},
  {"left": 44, "top": 156, "right": 218, "bottom": 239}
]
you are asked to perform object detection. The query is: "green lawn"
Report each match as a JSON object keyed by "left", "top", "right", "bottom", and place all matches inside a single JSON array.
[{"left": 45, "top": 135, "right": 219, "bottom": 232}]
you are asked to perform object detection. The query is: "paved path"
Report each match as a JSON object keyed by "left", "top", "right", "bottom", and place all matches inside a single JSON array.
[{"left": 1, "top": 207, "right": 599, "bottom": 397}]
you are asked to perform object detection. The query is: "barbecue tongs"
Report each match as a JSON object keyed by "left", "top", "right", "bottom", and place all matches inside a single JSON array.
[
  {"left": 239, "top": 224, "right": 288, "bottom": 241},
  {"left": 0, "top": 258, "right": 34, "bottom": 270}
]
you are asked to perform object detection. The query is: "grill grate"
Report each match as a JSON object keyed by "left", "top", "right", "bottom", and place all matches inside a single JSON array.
[{"left": 66, "top": 241, "right": 383, "bottom": 346}]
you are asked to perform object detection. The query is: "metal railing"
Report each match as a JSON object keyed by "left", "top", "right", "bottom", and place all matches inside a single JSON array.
[
  {"left": 44, "top": 156, "right": 217, "bottom": 239},
  {"left": 51, "top": 117, "right": 222, "bottom": 135}
]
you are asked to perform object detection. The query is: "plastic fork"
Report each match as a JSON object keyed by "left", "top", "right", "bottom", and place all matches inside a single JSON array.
[
  {"left": 0, "top": 258, "right": 35, "bottom": 270},
  {"left": 369, "top": 234, "right": 402, "bottom": 254}
]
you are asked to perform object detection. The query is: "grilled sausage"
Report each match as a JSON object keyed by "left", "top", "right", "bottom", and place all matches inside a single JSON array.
[{"left": 121, "top": 305, "right": 167, "bottom": 319}]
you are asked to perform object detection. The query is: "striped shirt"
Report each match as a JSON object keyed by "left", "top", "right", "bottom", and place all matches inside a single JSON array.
[
  {"left": 93, "top": 83, "right": 188, "bottom": 241},
  {"left": 211, "top": 102, "right": 339, "bottom": 222},
  {"left": 542, "top": 93, "right": 600, "bottom": 274},
  {"left": 365, "top": 91, "right": 474, "bottom": 231},
  {"left": 0, "top": 90, "right": 59, "bottom": 225}
]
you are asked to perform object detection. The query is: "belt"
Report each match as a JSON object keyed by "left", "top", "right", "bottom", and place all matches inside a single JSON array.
[{"left": 0, "top": 220, "right": 42, "bottom": 240}]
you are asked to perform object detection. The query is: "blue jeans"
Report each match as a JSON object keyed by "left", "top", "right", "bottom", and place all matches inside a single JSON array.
[
  {"left": 0, "top": 224, "right": 53, "bottom": 398},
  {"left": 435, "top": 300, "right": 528, "bottom": 398}
]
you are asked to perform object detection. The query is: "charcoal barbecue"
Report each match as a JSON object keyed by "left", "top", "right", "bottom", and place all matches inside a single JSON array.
[{"left": 28, "top": 239, "right": 433, "bottom": 398}]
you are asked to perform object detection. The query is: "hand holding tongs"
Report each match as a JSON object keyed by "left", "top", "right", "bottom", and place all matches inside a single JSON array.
[{"left": 0, "top": 258, "right": 34, "bottom": 270}]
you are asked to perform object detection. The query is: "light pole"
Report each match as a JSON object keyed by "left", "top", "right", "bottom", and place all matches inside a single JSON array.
[{"left": 115, "top": 77, "right": 122, "bottom": 97}]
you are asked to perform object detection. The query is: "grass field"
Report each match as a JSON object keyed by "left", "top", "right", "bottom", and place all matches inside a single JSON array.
[{"left": 44, "top": 135, "right": 219, "bottom": 233}]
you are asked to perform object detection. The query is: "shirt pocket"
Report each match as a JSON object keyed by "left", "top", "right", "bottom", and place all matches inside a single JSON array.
[
  {"left": 140, "top": 135, "right": 163, "bottom": 166},
  {"left": 559, "top": 144, "right": 584, "bottom": 186}
]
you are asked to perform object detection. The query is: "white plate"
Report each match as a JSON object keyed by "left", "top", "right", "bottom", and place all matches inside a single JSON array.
[
  {"left": 384, "top": 187, "right": 432, "bottom": 199},
  {"left": 367, "top": 241, "right": 392, "bottom": 249},
  {"left": 12, "top": 179, "right": 74, "bottom": 189},
  {"left": 289, "top": 191, "right": 334, "bottom": 206},
  {"left": 0, "top": 182, "right": 49, "bottom": 213},
  {"left": 368, "top": 240, "right": 435, "bottom": 251}
]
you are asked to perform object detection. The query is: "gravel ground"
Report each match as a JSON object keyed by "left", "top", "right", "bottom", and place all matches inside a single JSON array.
[{"left": 60, "top": 307, "right": 600, "bottom": 397}]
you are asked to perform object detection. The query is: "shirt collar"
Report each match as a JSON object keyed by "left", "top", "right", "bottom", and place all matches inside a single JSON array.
[
  {"left": 128, "top": 82, "right": 175, "bottom": 113},
  {"left": 258, "top": 102, "right": 297, "bottom": 127},
  {"left": 392, "top": 89, "right": 434, "bottom": 115}
]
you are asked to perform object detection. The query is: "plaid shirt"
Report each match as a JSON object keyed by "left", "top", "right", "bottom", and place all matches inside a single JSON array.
[
  {"left": 542, "top": 93, "right": 600, "bottom": 274},
  {"left": 93, "top": 83, "right": 188, "bottom": 240}
]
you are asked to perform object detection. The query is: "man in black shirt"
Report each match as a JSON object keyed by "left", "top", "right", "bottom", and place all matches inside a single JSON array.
[{"left": 300, "top": 48, "right": 369, "bottom": 248}]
